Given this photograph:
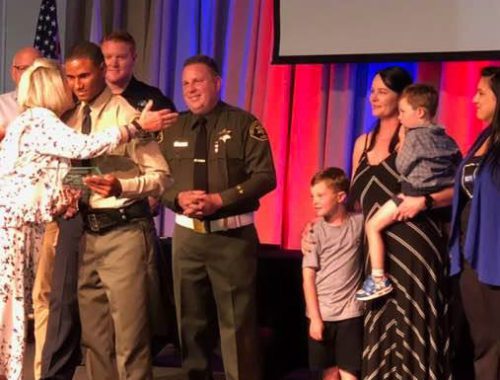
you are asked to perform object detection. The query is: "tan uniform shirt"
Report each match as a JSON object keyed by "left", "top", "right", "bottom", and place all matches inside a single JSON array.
[{"left": 65, "top": 87, "right": 170, "bottom": 209}]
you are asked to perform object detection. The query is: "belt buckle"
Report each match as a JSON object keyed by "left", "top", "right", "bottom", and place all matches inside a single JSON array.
[
  {"left": 87, "top": 214, "right": 100, "bottom": 232},
  {"left": 193, "top": 219, "right": 208, "bottom": 234}
]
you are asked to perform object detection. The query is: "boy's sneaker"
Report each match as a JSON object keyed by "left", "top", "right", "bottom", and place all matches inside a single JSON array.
[{"left": 356, "top": 275, "right": 393, "bottom": 301}]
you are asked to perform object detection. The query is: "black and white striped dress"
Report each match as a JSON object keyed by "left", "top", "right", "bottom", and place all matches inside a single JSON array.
[{"left": 350, "top": 151, "right": 451, "bottom": 380}]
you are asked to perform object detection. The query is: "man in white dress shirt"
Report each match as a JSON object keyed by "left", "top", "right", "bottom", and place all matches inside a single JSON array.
[{"left": 0, "top": 46, "right": 41, "bottom": 139}]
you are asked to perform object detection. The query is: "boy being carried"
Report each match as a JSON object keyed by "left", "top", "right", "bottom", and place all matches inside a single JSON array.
[{"left": 357, "top": 84, "right": 461, "bottom": 301}]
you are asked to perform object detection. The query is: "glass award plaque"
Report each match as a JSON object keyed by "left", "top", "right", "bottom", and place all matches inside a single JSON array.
[{"left": 62, "top": 166, "right": 102, "bottom": 189}]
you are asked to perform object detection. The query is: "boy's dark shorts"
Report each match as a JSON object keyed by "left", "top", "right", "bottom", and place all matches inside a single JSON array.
[{"left": 308, "top": 316, "right": 363, "bottom": 376}]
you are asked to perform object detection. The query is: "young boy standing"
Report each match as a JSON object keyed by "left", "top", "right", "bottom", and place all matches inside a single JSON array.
[{"left": 302, "top": 167, "right": 364, "bottom": 380}]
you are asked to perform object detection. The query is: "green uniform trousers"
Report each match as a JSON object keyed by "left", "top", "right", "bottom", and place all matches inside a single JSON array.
[
  {"left": 78, "top": 219, "right": 153, "bottom": 380},
  {"left": 173, "top": 224, "right": 261, "bottom": 380}
]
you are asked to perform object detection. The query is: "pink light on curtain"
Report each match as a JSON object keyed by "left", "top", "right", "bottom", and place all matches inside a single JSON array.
[
  {"left": 250, "top": 0, "right": 292, "bottom": 245},
  {"left": 439, "top": 61, "right": 489, "bottom": 154},
  {"left": 281, "top": 65, "right": 328, "bottom": 249}
]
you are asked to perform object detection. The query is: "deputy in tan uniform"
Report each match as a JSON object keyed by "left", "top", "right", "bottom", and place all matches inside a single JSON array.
[
  {"left": 62, "top": 42, "right": 170, "bottom": 380},
  {"left": 160, "top": 55, "right": 276, "bottom": 380},
  {"left": 101, "top": 31, "right": 178, "bottom": 353}
]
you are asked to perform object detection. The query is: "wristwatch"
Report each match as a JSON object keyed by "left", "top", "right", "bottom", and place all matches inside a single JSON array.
[
  {"left": 127, "top": 119, "right": 150, "bottom": 139},
  {"left": 131, "top": 119, "right": 144, "bottom": 132},
  {"left": 424, "top": 194, "right": 434, "bottom": 211}
]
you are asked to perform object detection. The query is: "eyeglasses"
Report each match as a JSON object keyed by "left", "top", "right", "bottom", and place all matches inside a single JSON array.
[{"left": 13, "top": 65, "right": 30, "bottom": 72}]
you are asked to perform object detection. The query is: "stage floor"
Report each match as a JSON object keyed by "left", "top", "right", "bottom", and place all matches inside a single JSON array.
[{"left": 23, "top": 342, "right": 189, "bottom": 380}]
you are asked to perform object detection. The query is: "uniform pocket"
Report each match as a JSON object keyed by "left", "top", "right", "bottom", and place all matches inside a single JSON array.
[{"left": 165, "top": 140, "right": 194, "bottom": 161}]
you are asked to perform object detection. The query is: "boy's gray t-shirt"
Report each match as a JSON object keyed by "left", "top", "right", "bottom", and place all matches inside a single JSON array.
[{"left": 302, "top": 213, "right": 364, "bottom": 322}]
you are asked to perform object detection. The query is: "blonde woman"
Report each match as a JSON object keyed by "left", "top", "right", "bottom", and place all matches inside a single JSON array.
[{"left": 0, "top": 58, "right": 170, "bottom": 380}]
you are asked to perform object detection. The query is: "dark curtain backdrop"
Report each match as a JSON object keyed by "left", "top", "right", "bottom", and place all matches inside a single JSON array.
[{"left": 64, "top": 0, "right": 497, "bottom": 249}]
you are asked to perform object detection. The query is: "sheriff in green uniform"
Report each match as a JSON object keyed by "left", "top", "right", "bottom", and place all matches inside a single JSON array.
[{"left": 160, "top": 55, "right": 276, "bottom": 380}]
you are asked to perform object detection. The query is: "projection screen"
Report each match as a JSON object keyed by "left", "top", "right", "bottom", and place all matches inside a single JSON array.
[{"left": 273, "top": 0, "right": 500, "bottom": 63}]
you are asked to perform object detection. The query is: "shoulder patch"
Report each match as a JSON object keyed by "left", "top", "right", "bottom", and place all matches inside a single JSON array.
[{"left": 249, "top": 121, "right": 269, "bottom": 141}]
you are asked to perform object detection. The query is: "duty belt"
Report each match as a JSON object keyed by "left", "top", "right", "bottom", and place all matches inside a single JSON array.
[
  {"left": 175, "top": 213, "right": 254, "bottom": 234},
  {"left": 83, "top": 200, "right": 151, "bottom": 234}
]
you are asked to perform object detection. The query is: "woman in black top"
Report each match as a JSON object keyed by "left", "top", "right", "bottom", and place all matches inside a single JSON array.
[{"left": 350, "top": 67, "right": 453, "bottom": 379}]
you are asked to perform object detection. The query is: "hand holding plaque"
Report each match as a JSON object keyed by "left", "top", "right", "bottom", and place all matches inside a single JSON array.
[{"left": 83, "top": 174, "right": 122, "bottom": 197}]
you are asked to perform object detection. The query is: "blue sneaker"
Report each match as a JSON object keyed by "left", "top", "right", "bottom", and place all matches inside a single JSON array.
[{"left": 356, "top": 275, "right": 393, "bottom": 301}]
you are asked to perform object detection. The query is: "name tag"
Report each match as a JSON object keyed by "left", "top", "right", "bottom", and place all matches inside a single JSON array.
[{"left": 173, "top": 141, "right": 189, "bottom": 147}]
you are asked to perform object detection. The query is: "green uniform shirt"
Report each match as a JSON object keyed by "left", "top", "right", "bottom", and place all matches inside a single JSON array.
[{"left": 160, "top": 101, "right": 276, "bottom": 220}]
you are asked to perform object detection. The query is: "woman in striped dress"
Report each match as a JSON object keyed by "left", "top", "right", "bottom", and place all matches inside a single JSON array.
[{"left": 349, "top": 67, "right": 452, "bottom": 380}]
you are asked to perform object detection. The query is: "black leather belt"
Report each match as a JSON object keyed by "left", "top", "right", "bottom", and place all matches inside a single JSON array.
[{"left": 82, "top": 200, "right": 151, "bottom": 234}]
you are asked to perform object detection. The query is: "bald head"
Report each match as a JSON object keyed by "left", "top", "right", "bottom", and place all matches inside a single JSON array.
[{"left": 11, "top": 47, "right": 42, "bottom": 87}]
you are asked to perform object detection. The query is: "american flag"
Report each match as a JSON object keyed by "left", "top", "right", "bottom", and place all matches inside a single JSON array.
[{"left": 33, "top": 0, "right": 61, "bottom": 60}]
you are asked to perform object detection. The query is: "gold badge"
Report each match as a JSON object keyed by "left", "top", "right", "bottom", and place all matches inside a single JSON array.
[
  {"left": 218, "top": 128, "right": 232, "bottom": 143},
  {"left": 215, "top": 129, "right": 232, "bottom": 153}
]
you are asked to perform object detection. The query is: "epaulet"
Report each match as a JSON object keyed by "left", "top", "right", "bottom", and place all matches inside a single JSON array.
[
  {"left": 224, "top": 103, "right": 243, "bottom": 113},
  {"left": 226, "top": 104, "right": 255, "bottom": 120}
]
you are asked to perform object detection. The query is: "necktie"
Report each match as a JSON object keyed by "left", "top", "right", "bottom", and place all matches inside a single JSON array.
[
  {"left": 81, "top": 104, "right": 92, "bottom": 167},
  {"left": 81, "top": 104, "right": 91, "bottom": 135},
  {"left": 193, "top": 116, "right": 208, "bottom": 191}
]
